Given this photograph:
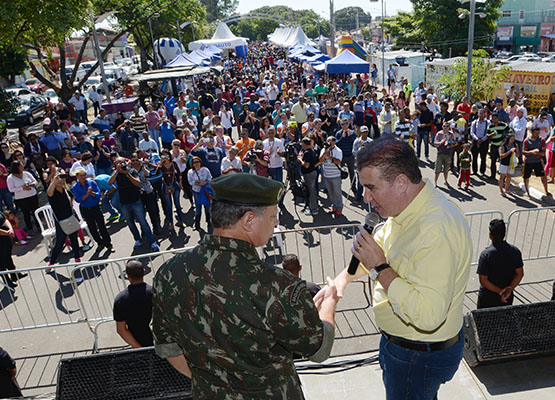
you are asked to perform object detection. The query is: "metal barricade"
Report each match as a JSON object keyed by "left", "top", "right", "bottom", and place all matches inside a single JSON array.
[
  {"left": 262, "top": 223, "right": 359, "bottom": 285},
  {"left": 0, "top": 248, "right": 190, "bottom": 340},
  {"left": 506, "top": 207, "right": 555, "bottom": 262},
  {"left": 464, "top": 210, "right": 505, "bottom": 265}
]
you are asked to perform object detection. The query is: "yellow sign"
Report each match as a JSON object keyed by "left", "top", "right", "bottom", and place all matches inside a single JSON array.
[{"left": 495, "top": 71, "right": 555, "bottom": 114}]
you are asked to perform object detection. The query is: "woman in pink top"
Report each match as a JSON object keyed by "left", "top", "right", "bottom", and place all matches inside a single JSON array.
[{"left": 145, "top": 105, "right": 161, "bottom": 151}]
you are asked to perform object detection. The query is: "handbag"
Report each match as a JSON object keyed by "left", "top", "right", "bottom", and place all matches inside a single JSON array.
[
  {"left": 57, "top": 190, "right": 80, "bottom": 235},
  {"left": 336, "top": 163, "right": 349, "bottom": 180}
]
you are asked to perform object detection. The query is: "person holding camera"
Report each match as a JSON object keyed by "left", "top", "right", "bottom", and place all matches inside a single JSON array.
[
  {"left": 187, "top": 157, "right": 212, "bottom": 231},
  {"left": 192, "top": 136, "right": 225, "bottom": 179},
  {"left": 263, "top": 126, "right": 285, "bottom": 182},
  {"left": 244, "top": 140, "right": 270, "bottom": 177},
  {"left": 47, "top": 170, "right": 81, "bottom": 267},
  {"left": 72, "top": 167, "right": 113, "bottom": 252},
  {"left": 109, "top": 158, "right": 159, "bottom": 251},
  {"left": 299, "top": 137, "right": 319, "bottom": 216},
  {"left": 317, "top": 136, "right": 343, "bottom": 217},
  {"left": 335, "top": 117, "right": 357, "bottom": 195}
]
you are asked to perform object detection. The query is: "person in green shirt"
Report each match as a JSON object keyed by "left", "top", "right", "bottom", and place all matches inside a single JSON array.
[
  {"left": 402, "top": 78, "right": 412, "bottom": 104},
  {"left": 458, "top": 143, "right": 472, "bottom": 188},
  {"left": 314, "top": 78, "right": 329, "bottom": 95}
]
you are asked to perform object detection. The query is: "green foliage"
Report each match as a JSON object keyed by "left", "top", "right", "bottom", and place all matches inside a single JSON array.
[
  {"left": 0, "top": 89, "right": 19, "bottom": 120},
  {"left": 439, "top": 57, "right": 511, "bottom": 103},
  {"left": 200, "top": 0, "right": 238, "bottom": 23},
  {"left": 229, "top": 6, "right": 330, "bottom": 41},
  {"left": 0, "top": 44, "right": 27, "bottom": 84},
  {"left": 334, "top": 6, "right": 372, "bottom": 32},
  {"left": 385, "top": 0, "right": 502, "bottom": 56}
]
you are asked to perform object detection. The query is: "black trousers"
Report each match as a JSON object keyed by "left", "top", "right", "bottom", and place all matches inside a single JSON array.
[
  {"left": 489, "top": 144, "right": 501, "bottom": 178},
  {"left": 141, "top": 191, "right": 161, "bottom": 232},
  {"left": 14, "top": 195, "right": 39, "bottom": 231},
  {"left": 49, "top": 220, "right": 80, "bottom": 264},
  {"left": 341, "top": 154, "right": 357, "bottom": 192},
  {"left": 181, "top": 170, "right": 193, "bottom": 201},
  {"left": 471, "top": 140, "right": 489, "bottom": 174},
  {"left": 0, "top": 238, "right": 17, "bottom": 284},
  {"left": 477, "top": 290, "right": 514, "bottom": 309},
  {"left": 79, "top": 205, "right": 111, "bottom": 247}
]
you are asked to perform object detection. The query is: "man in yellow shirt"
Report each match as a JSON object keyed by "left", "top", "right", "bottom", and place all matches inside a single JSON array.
[{"left": 316, "top": 138, "right": 472, "bottom": 399}]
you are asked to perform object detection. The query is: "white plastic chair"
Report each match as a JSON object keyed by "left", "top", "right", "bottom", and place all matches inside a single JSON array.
[
  {"left": 72, "top": 200, "right": 92, "bottom": 240},
  {"left": 34, "top": 205, "right": 56, "bottom": 255}
]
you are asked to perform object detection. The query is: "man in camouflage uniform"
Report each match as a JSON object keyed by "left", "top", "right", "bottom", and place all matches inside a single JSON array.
[{"left": 152, "top": 173, "right": 339, "bottom": 399}]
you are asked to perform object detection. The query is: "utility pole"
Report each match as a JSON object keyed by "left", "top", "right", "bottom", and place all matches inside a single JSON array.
[
  {"left": 449, "top": 47, "right": 452, "bottom": 58},
  {"left": 356, "top": 11, "right": 360, "bottom": 31},
  {"left": 465, "top": 0, "right": 476, "bottom": 101},
  {"left": 89, "top": 11, "right": 111, "bottom": 102},
  {"left": 330, "top": 0, "right": 336, "bottom": 57},
  {"left": 177, "top": 19, "right": 182, "bottom": 54}
]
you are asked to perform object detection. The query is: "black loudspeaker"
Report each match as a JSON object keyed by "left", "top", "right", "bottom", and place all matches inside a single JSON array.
[
  {"left": 56, "top": 347, "right": 192, "bottom": 400},
  {"left": 463, "top": 301, "right": 555, "bottom": 367}
]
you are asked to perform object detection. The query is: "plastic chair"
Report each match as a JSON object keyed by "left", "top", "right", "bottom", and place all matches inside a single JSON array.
[
  {"left": 72, "top": 200, "right": 92, "bottom": 240},
  {"left": 34, "top": 205, "right": 57, "bottom": 255}
]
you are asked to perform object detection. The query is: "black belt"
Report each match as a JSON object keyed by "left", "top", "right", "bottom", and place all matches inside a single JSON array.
[{"left": 381, "top": 330, "right": 461, "bottom": 352}]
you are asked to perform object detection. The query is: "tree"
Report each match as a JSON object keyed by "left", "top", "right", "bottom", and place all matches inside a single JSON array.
[
  {"left": 229, "top": 6, "right": 330, "bottom": 41},
  {"left": 384, "top": 0, "right": 502, "bottom": 56},
  {"left": 200, "top": 0, "right": 238, "bottom": 23},
  {"left": 0, "top": 44, "right": 26, "bottom": 84},
  {"left": 334, "top": 6, "right": 372, "bottom": 33},
  {"left": 439, "top": 54, "right": 511, "bottom": 103},
  {"left": 0, "top": 89, "right": 19, "bottom": 120}
]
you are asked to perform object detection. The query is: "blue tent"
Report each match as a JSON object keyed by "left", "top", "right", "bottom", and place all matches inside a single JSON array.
[
  {"left": 187, "top": 50, "right": 211, "bottom": 66},
  {"left": 325, "top": 50, "right": 369, "bottom": 74},
  {"left": 307, "top": 54, "right": 331, "bottom": 65}
]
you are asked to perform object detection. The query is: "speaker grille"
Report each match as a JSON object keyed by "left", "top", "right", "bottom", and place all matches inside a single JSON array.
[
  {"left": 57, "top": 347, "right": 192, "bottom": 400},
  {"left": 472, "top": 302, "right": 555, "bottom": 359}
]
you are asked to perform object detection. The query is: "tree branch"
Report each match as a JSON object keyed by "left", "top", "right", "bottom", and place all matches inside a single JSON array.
[{"left": 69, "top": 33, "right": 92, "bottom": 84}]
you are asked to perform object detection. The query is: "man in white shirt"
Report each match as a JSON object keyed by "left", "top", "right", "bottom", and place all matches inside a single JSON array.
[
  {"left": 88, "top": 86, "right": 103, "bottom": 117},
  {"left": 139, "top": 131, "right": 159, "bottom": 153},
  {"left": 266, "top": 81, "right": 279, "bottom": 106},
  {"left": 426, "top": 94, "right": 439, "bottom": 117},
  {"left": 68, "top": 92, "right": 88, "bottom": 123},
  {"left": 173, "top": 101, "right": 187, "bottom": 122},
  {"left": 509, "top": 107, "right": 527, "bottom": 165},
  {"left": 69, "top": 118, "right": 88, "bottom": 136},
  {"left": 220, "top": 146, "right": 242, "bottom": 175},
  {"left": 263, "top": 126, "right": 285, "bottom": 182}
]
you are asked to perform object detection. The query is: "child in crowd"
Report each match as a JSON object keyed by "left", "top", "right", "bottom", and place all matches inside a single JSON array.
[
  {"left": 4, "top": 210, "right": 32, "bottom": 245},
  {"left": 458, "top": 143, "right": 472, "bottom": 189}
]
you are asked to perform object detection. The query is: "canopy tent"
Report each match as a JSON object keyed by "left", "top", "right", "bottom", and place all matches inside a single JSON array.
[
  {"left": 164, "top": 53, "right": 197, "bottom": 68},
  {"left": 289, "top": 44, "right": 321, "bottom": 59},
  {"left": 269, "top": 26, "right": 315, "bottom": 48},
  {"left": 307, "top": 54, "right": 331, "bottom": 65},
  {"left": 134, "top": 66, "right": 224, "bottom": 82},
  {"left": 188, "top": 21, "right": 248, "bottom": 57},
  {"left": 325, "top": 50, "right": 369, "bottom": 74}
]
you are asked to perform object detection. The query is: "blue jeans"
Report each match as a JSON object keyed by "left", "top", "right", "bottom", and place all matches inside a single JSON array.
[
  {"left": 0, "top": 188, "right": 15, "bottom": 213},
  {"left": 417, "top": 132, "right": 430, "bottom": 158},
  {"left": 242, "top": 164, "right": 250, "bottom": 173},
  {"left": 379, "top": 330, "right": 464, "bottom": 400},
  {"left": 96, "top": 166, "right": 113, "bottom": 176},
  {"left": 268, "top": 167, "right": 283, "bottom": 182},
  {"left": 101, "top": 190, "right": 121, "bottom": 217},
  {"left": 119, "top": 200, "right": 156, "bottom": 245},
  {"left": 193, "top": 191, "right": 210, "bottom": 218},
  {"left": 148, "top": 129, "right": 160, "bottom": 151},
  {"left": 161, "top": 181, "right": 184, "bottom": 224}
]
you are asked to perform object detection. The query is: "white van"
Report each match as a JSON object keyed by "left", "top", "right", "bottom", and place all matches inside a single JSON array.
[{"left": 63, "top": 64, "right": 87, "bottom": 81}]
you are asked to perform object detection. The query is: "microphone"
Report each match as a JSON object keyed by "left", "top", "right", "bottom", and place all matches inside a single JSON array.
[{"left": 347, "top": 212, "right": 380, "bottom": 275}]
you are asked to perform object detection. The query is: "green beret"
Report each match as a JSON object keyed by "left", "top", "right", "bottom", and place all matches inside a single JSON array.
[{"left": 211, "top": 173, "right": 284, "bottom": 206}]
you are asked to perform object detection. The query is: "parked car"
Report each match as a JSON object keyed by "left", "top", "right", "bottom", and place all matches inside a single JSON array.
[
  {"left": 502, "top": 55, "right": 523, "bottom": 63},
  {"left": 4, "top": 85, "right": 33, "bottom": 96},
  {"left": 6, "top": 94, "right": 47, "bottom": 126},
  {"left": 25, "top": 78, "right": 46, "bottom": 94},
  {"left": 62, "top": 64, "right": 87, "bottom": 81},
  {"left": 543, "top": 54, "right": 555, "bottom": 62},
  {"left": 44, "top": 88, "right": 59, "bottom": 105}
]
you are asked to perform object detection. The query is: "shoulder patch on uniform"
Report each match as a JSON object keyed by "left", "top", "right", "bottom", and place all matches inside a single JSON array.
[{"left": 290, "top": 281, "right": 306, "bottom": 304}]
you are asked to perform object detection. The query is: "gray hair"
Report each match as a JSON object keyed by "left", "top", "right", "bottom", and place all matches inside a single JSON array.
[{"left": 211, "top": 201, "right": 267, "bottom": 229}]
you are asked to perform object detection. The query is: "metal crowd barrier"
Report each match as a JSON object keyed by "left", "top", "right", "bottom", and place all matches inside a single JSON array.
[
  {"left": 3, "top": 207, "right": 555, "bottom": 346},
  {"left": 506, "top": 207, "right": 555, "bottom": 262}
]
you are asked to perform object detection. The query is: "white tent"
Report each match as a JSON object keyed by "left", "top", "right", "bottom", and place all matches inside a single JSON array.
[
  {"left": 269, "top": 26, "right": 314, "bottom": 48},
  {"left": 188, "top": 21, "right": 247, "bottom": 51}
]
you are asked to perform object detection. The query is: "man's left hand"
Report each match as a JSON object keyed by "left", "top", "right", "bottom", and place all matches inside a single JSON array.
[{"left": 352, "top": 225, "right": 386, "bottom": 270}]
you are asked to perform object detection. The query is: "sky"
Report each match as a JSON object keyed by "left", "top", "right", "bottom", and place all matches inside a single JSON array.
[{"left": 236, "top": 0, "right": 414, "bottom": 19}]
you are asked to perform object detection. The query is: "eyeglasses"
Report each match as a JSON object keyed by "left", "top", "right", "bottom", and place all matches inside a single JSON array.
[
  {"left": 192, "top": 161, "right": 201, "bottom": 164},
  {"left": 172, "top": 144, "right": 180, "bottom": 147}
]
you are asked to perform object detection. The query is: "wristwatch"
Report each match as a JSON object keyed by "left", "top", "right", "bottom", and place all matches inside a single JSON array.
[{"left": 369, "top": 263, "right": 391, "bottom": 281}]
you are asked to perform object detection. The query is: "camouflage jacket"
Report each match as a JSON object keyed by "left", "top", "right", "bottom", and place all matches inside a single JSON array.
[{"left": 152, "top": 235, "right": 327, "bottom": 399}]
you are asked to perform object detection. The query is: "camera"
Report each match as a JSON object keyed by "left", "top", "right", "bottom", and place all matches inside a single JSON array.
[
  {"left": 120, "top": 162, "right": 128, "bottom": 171},
  {"left": 285, "top": 141, "right": 301, "bottom": 163},
  {"left": 323, "top": 142, "right": 331, "bottom": 149},
  {"left": 245, "top": 152, "right": 257, "bottom": 162}
]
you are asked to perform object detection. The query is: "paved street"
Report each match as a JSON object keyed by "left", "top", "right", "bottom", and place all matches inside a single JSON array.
[{"left": 2, "top": 131, "right": 555, "bottom": 398}]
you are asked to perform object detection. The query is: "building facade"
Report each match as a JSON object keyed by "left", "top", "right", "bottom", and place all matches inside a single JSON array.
[{"left": 496, "top": 0, "right": 555, "bottom": 53}]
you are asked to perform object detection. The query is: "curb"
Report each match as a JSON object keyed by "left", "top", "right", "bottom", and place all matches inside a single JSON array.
[{"left": 518, "top": 182, "right": 555, "bottom": 206}]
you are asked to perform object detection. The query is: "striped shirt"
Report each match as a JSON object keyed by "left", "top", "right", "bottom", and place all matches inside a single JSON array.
[
  {"left": 320, "top": 146, "right": 343, "bottom": 179},
  {"left": 394, "top": 121, "right": 413, "bottom": 143}
]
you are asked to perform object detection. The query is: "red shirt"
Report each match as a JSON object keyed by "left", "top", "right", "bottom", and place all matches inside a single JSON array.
[
  {"left": 0, "top": 163, "right": 8, "bottom": 189},
  {"left": 456, "top": 103, "right": 471, "bottom": 120}
]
